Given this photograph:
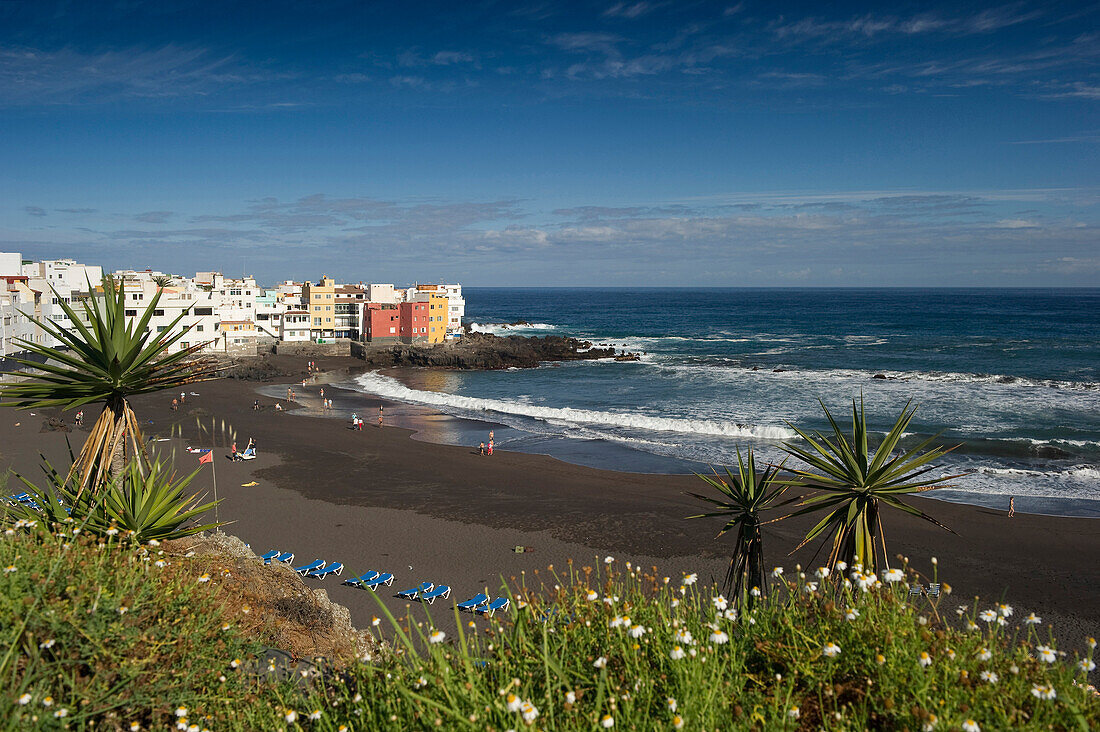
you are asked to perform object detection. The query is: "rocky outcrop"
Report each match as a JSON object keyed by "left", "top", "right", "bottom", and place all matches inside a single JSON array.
[
  {"left": 164, "top": 532, "right": 379, "bottom": 665},
  {"left": 359, "top": 332, "right": 615, "bottom": 370}
]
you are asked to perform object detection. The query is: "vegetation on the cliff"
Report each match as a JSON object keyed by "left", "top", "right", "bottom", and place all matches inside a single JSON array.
[{"left": 3, "top": 527, "right": 1095, "bottom": 730}]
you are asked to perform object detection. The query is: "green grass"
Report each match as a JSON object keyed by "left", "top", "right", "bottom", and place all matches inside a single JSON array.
[{"left": 2, "top": 529, "right": 1097, "bottom": 731}]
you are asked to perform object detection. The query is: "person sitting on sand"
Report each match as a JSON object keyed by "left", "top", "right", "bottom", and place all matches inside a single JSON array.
[
  {"left": 231, "top": 441, "right": 238, "bottom": 461},
  {"left": 275, "top": 402, "right": 283, "bottom": 411}
]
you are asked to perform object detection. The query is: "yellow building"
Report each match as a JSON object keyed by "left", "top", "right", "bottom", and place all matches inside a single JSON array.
[
  {"left": 427, "top": 294, "right": 448, "bottom": 343},
  {"left": 302, "top": 276, "right": 335, "bottom": 340}
]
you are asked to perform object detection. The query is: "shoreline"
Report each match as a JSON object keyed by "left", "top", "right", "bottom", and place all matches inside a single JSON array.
[
  {"left": 3, "top": 356, "right": 1097, "bottom": 648},
  {"left": 302, "top": 362, "right": 1100, "bottom": 519}
]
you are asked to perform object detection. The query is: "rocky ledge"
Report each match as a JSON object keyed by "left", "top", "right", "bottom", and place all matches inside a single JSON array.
[{"left": 360, "top": 331, "right": 615, "bottom": 370}]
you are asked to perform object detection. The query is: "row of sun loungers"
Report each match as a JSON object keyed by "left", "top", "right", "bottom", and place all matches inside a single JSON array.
[
  {"left": 257, "top": 548, "right": 509, "bottom": 615},
  {"left": 258, "top": 550, "right": 344, "bottom": 579}
]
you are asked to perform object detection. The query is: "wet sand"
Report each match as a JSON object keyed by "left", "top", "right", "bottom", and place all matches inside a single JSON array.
[{"left": 3, "top": 357, "right": 1097, "bottom": 648}]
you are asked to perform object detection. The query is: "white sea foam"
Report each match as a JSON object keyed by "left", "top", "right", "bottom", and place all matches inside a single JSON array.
[
  {"left": 643, "top": 360, "right": 1100, "bottom": 392},
  {"left": 353, "top": 371, "right": 798, "bottom": 440},
  {"left": 468, "top": 321, "right": 558, "bottom": 334}
]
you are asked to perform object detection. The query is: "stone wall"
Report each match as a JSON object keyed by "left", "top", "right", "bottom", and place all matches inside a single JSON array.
[{"left": 273, "top": 339, "right": 352, "bottom": 357}]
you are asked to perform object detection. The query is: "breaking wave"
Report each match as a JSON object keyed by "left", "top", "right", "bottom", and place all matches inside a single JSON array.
[
  {"left": 468, "top": 322, "right": 558, "bottom": 335},
  {"left": 353, "top": 371, "right": 797, "bottom": 440}
]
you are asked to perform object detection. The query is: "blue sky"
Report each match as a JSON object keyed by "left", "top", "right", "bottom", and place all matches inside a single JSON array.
[{"left": 0, "top": 0, "right": 1097, "bottom": 286}]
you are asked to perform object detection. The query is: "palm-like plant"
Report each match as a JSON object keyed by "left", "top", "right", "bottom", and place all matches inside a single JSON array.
[
  {"left": 781, "top": 396, "right": 960, "bottom": 573},
  {"left": 151, "top": 275, "right": 175, "bottom": 288},
  {"left": 0, "top": 277, "right": 218, "bottom": 496},
  {"left": 6, "top": 453, "right": 222, "bottom": 542},
  {"left": 686, "top": 449, "right": 788, "bottom": 605}
]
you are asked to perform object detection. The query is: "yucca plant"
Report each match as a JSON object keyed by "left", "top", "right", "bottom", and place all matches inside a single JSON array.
[
  {"left": 686, "top": 449, "right": 788, "bottom": 605},
  {"left": 5, "top": 452, "right": 222, "bottom": 542},
  {"left": 0, "top": 277, "right": 218, "bottom": 496},
  {"left": 781, "top": 396, "right": 961, "bottom": 573}
]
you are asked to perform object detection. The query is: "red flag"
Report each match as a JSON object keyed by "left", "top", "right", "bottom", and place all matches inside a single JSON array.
[{"left": 199, "top": 451, "right": 213, "bottom": 464}]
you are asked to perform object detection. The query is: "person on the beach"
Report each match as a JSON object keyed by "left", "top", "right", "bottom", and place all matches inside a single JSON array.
[
  {"left": 180, "top": 391, "right": 186, "bottom": 404},
  {"left": 253, "top": 399, "right": 260, "bottom": 411},
  {"left": 1009, "top": 496, "right": 1015, "bottom": 517},
  {"left": 487, "top": 439, "right": 494, "bottom": 456},
  {"left": 275, "top": 402, "right": 283, "bottom": 411},
  {"left": 287, "top": 387, "right": 292, "bottom": 401},
  {"left": 378, "top": 412, "right": 383, "bottom": 428},
  {"left": 489, "top": 430, "right": 494, "bottom": 443},
  {"left": 479, "top": 442, "right": 485, "bottom": 455},
  {"left": 320, "top": 387, "right": 325, "bottom": 400},
  {"left": 75, "top": 410, "right": 83, "bottom": 427},
  {"left": 231, "top": 441, "right": 238, "bottom": 461},
  {"left": 171, "top": 397, "right": 178, "bottom": 411}
]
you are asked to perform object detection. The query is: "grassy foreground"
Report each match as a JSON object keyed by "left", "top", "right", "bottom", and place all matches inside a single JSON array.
[{"left": 2, "top": 530, "right": 1097, "bottom": 731}]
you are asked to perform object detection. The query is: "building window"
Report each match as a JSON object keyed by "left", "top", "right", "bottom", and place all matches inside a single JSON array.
[
  {"left": 125, "top": 309, "right": 137, "bottom": 316},
  {"left": 154, "top": 309, "right": 164, "bottom": 316},
  {"left": 196, "top": 325, "right": 204, "bottom": 331},
  {"left": 195, "top": 307, "right": 213, "bottom": 315}
]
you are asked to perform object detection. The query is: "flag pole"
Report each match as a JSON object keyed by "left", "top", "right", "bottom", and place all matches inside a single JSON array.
[{"left": 212, "top": 450, "right": 219, "bottom": 530}]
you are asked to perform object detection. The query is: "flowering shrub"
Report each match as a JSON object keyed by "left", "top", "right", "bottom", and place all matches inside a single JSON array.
[
  {"left": 2, "top": 531, "right": 1097, "bottom": 730},
  {"left": 294, "top": 558, "right": 1098, "bottom": 731}
]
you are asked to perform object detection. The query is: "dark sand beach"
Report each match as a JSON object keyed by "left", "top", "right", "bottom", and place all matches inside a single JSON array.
[{"left": 3, "top": 355, "right": 1097, "bottom": 648}]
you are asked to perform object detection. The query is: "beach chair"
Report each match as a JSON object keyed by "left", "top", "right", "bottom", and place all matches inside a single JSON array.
[
  {"left": 342, "top": 570, "right": 380, "bottom": 587},
  {"left": 360, "top": 572, "right": 394, "bottom": 591},
  {"left": 419, "top": 585, "right": 451, "bottom": 604},
  {"left": 396, "top": 581, "right": 433, "bottom": 600},
  {"left": 477, "top": 598, "right": 510, "bottom": 617},
  {"left": 259, "top": 550, "right": 281, "bottom": 564},
  {"left": 274, "top": 551, "right": 295, "bottom": 564},
  {"left": 293, "top": 559, "right": 325, "bottom": 575},
  {"left": 307, "top": 562, "right": 344, "bottom": 579},
  {"left": 456, "top": 593, "right": 489, "bottom": 612}
]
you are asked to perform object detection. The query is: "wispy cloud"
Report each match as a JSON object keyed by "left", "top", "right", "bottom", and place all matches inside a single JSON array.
[
  {"left": 24, "top": 206, "right": 47, "bottom": 217},
  {"left": 0, "top": 44, "right": 287, "bottom": 106}
]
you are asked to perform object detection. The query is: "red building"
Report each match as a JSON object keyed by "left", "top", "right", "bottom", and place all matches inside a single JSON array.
[
  {"left": 363, "top": 303, "right": 400, "bottom": 344},
  {"left": 398, "top": 301, "right": 429, "bottom": 343},
  {"left": 362, "top": 300, "right": 432, "bottom": 344}
]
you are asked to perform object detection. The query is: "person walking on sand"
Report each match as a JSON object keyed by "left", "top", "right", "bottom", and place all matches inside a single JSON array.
[
  {"left": 479, "top": 442, "right": 485, "bottom": 456},
  {"left": 180, "top": 391, "right": 186, "bottom": 405},
  {"left": 171, "top": 397, "right": 178, "bottom": 411},
  {"left": 1009, "top": 496, "right": 1015, "bottom": 517},
  {"left": 487, "top": 439, "right": 494, "bottom": 456},
  {"left": 75, "top": 410, "right": 84, "bottom": 427},
  {"left": 287, "top": 387, "right": 293, "bottom": 401}
]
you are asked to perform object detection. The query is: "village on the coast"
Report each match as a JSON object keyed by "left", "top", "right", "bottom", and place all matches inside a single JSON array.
[{"left": 0, "top": 251, "right": 465, "bottom": 362}]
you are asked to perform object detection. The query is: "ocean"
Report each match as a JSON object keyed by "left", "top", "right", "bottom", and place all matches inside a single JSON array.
[{"left": 346, "top": 288, "right": 1100, "bottom": 517}]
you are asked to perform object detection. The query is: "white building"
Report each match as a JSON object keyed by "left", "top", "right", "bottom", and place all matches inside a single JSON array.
[
  {"left": 280, "top": 310, "right": 311, "bottom": 341},
  {"left": 365, "top": 283, "right": 398, "bottom": 304}
]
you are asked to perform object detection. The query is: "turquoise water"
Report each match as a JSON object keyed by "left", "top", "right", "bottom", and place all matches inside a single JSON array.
[{"left": 350, "top": 288, "right": 1100, "bottom": 515}]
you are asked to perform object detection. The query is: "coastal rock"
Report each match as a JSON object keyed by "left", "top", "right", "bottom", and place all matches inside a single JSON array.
[{"left": 358, "top": 332, "right": 615, "bottom": 370}]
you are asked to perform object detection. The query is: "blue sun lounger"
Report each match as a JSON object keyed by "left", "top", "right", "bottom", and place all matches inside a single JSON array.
[
  {"left": 274, "top": 551, "right": 294, "bottom": 564},
  {"left": 259, "top": 550, "right": 281, "bottom": 564},
  {"left": 419, "top": 585, "right": 451, "bottom": 604},
  {"left": 294, "top": 559, "right": 325, "bottom": 575},
  {"left": 476, "top": 598, "right": 510, "bottom": 617},
  {"left": 456, "top": 593, "right": 489, "bottom": 612},
  {"left": 342, "top": 570, "right": 380, "bottom": 587},
  {"left": 307, "top": 562, "right": 344, "bottom": 579},
  {"left": 396, "top": 581, "right": 433, "bottom": 600},
  {"left": 360, "top": 572, "right": 394, "bottom": 591}
]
